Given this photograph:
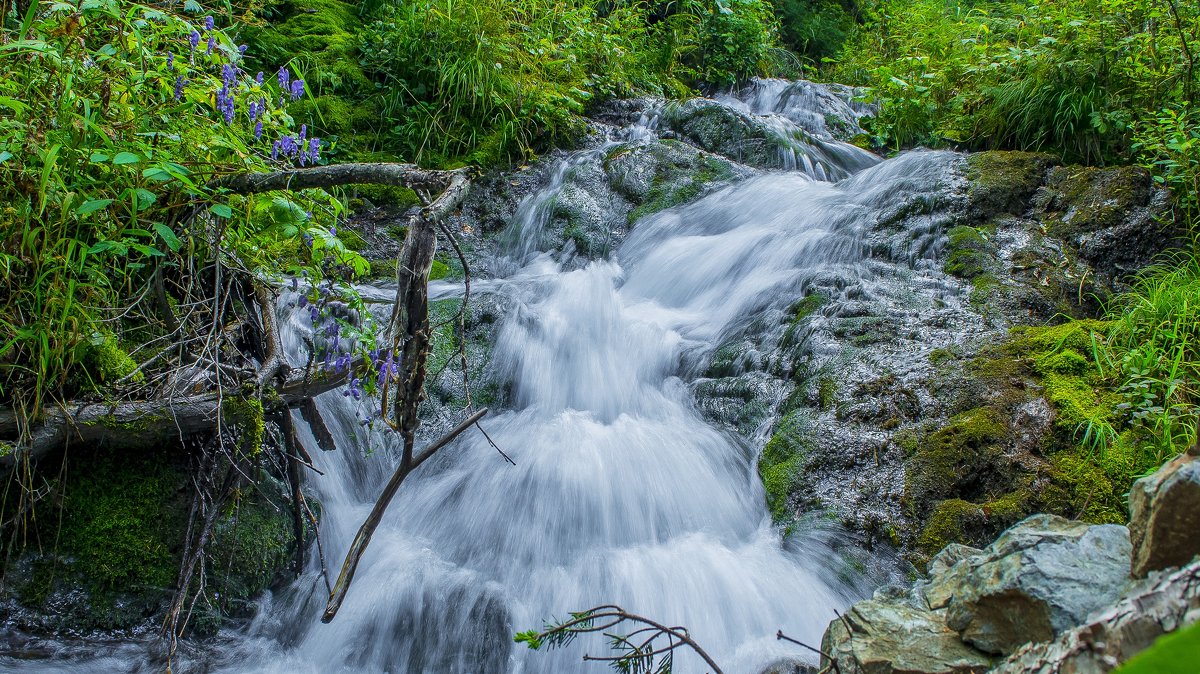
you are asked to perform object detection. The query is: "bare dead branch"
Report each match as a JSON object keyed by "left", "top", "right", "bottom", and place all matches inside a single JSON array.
[{"left": 321, "top": 407, "right": 489, "bottom": 623}]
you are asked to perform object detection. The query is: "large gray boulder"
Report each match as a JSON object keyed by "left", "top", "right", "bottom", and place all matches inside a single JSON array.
[
  {"left": 942, "top": 515, "right": 1133, "bottom": 655},
  {"left": 821, "top": 598, "right": 993, "bottom": 674},
  {"left": 1128, "top": 448, "right": 1200, "bottom": 578},
  {"left": 992, "top": 559, "right": 1200, "bottom": 673}
]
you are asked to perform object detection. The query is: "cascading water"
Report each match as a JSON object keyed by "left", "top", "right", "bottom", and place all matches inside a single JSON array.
[{"left": 5, "top": 84, "right": 964, "bottom": 674}]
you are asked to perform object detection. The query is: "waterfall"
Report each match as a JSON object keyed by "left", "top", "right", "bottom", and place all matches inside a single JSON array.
[{"left": 7, "top": 84, "right": 964, "bottom": 674}]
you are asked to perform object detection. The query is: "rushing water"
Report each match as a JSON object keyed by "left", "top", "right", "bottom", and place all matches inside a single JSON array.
[{"left": 5, "top": 83, "right": 962, "bottom": 674}]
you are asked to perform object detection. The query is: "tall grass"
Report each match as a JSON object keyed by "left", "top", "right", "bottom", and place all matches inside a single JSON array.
[{"left": 1109, "top": 241, "right": 1200, "bottom": 465}]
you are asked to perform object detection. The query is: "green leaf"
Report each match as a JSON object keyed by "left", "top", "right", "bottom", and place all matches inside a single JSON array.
[
  {"left": 142, "top": 166, "right": 173, "bottom": 182},
  {"left": 0, "top": 151, "right": 12, "bottom": 164},
  {"left": 211, "top": 204, "right": 234, "bottom": 218},
  {"left": 153, "top": 222, "right": 182, "bottom": 252},
  {"left": 0, "top": 96, "right": 28, "bottom": 113},
  {"left": 89, "top": 152, "right": 110, "bottom": 164},
  {"left": 88, "top": 239, "right": 126, "bottom": 255},
  {"left": 130, "top": 243, "right": 165, "bottom": 257},
  {"left": 135, "top": 189, "right": 157, "bottom": 210},
  {"left": 113, "top": 152, "right": 141, "bottom": 165},
  {"left": 76, "top": 199, "right": 113, "bottom": 216}
]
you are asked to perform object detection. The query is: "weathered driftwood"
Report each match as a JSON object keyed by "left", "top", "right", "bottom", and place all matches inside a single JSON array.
[
  {"left": 0, "top": 366, "right": 352, "bottom": 471},
  {"left": 216, "top": 163, "right": 469, "bottom": 195},
  {"left": 0, "top": 163, "right": 471, "bottom": 471}
]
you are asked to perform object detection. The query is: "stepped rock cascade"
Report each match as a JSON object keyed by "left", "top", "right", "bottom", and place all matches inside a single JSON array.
[{"left": 6, "top": 85, "right": 967, "bottom": 674}]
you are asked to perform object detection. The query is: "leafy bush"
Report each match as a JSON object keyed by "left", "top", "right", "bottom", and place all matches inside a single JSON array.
[
  {"left": 831, "top": 0, "right": 1199, "bottom": 167},
  {"left": 358, "top": 0, "right": 787, "bottom": 166},
  {"left": 0, "top": 0, "right": 364, "bottom": 415}
]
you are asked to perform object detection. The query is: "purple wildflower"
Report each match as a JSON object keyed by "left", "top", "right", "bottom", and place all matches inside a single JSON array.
[
  {"left": 204, "top": 15, "right": 214, "bottom": 31},
  {"left": 173, "top": 76, "right": 187, "bottom": 101},
  {"left": 272, "top": 140, "right": 280, "bottom": 161},
  {"left": 308, "top": 137, "right": 320, "bottom": 164},
  {"left": 309, "top": 305, "right": 320, "bottom": 324},
  {"left": 239, "top": 44, "right": 248, "bottom": 55},
  {"left": 277, "top": 67, "right": 290, "bottom": 90},
  {"left": 166, "top": 52, "right": 174, "bottom": 71},
  {"left": 255, "top": 71, "right": 264, "bottom": 86},
  {"left": 303, "top": 233, "right": 313, "bottom": 247},
  {"left": 330, "top": 226, "right": 337, "bottom": 236},
  {"left": 255, "top": 119, "right": 264, "bottom": 139},
  {"left": 298, "top": 294, "right": 308, "bottom": 308},
  {"left": 189, "top": 31, "right": 200, "bottom": 53},
  {"left": 206, "top": 35, "right": 215, "bottom": 56},
  {"left": 290, "top": 78, "right": 304, "bottom": 100}
]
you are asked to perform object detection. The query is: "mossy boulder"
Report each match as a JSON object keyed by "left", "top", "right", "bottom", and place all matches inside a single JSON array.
[
  {"left": 604, "top": 139, "right": 738, "bottom": 224},
  {"left": 1032, "top": 164, "right": 1176, "bottom": 277},
  {"left": 965, "top": 151, "right": 1055, "bottom": 219},
  {"left": 1, "top": 444, "right": 302, "bottom": 635},
  {"left": 660, "top": 98, "right": 795, "bottom": 169}
]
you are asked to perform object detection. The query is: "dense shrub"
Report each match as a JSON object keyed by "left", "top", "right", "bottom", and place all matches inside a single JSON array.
[
  {"left": 358, "top": 0, "right": 787, "bottom": 166},
  {"left": 0, "top": 0, "right": 363, "bottom": 414}
]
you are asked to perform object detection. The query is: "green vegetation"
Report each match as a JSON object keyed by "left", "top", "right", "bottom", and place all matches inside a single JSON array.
[
  {"left": 1115, "top": 619, "right": 1200, "bottom": 674},
  {"left": 0, "top": 0, "right": 367, "bottom": 419},
  {"left": 351, "top": 0, "right": 790, "bottom": 166}
]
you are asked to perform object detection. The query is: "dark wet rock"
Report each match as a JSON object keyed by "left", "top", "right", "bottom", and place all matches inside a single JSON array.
[
  {"left": 1033, "top": 164, "right": 1177, "bottom": 278},
  {"left": 942, "top": 514, "right": 1133, "bottom": 655},
  {"left": 820, "top": 597, "right": 993, "bottom": 674},
  {"left": 661, "top": 98, "right": 792, "bottom": 169},
  {"left": 1128, "top": 450, "right": 1200, "bottom": 578}
]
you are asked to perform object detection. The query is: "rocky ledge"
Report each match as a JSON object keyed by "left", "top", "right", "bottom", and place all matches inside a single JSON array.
[{"left": 819, "top": 444, "right": 1200, "bottom": 673}]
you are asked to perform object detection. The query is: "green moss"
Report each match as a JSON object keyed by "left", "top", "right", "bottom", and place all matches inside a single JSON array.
[
  {"left": 288, "top": 95, "right": 354, "bottom": 136},
  {"left": 223, "top": 396, "right": 266, "bottom": 454},
  {"left": 917, "top": 498, "right": 985, "bottom": 556},
  {"left": 206, "top": 483, "right": 296, "bottom": 615},
  {"left": 337, "top": 227, "right": 368, "bottom": 252},
  {"left": 58, "top": 451, "right": 185, "bottom": 597},
  {"left": 982, "top": 488, "right": 1032, "bottom": 523},
  {"left": 759, "top": 411, "right": 811, "bottom": 523},
  {"left": 1009, "top": 319, "right": 1112, "bottom": 355},
  {"left": 817, "top": 375, "right": 837, "bottom": 410},
  {"left": 428, "top": 259, "right": 450, "bottom": 281},
  {"left": 965, "top": 151, "right": 1054, "bottom": 217},
  {"left": 905, "top": 407, "right": 1007, "bottom": 510},
  {"left": 76, "top": 331, "right": 141, "bottom": 387},
  {"left": 944, "top": 225, "right": 995, "bottom": 279},
  {"left": 356, "top": 185, "right": 420, "bottom": 208},
  {"left": 782, "top": 293, "right": 828, "bottom": 346},
  {"left": 1044, "top": 449, "right": 1126, "bottom": 524}
]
